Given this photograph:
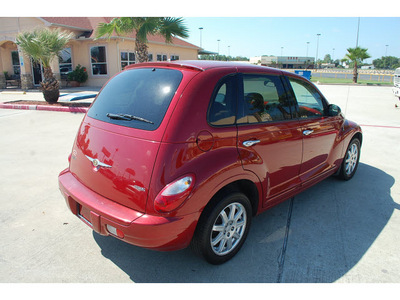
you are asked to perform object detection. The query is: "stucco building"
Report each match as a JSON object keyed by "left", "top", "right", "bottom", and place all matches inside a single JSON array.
[{"left": 0, "top": 17, "right": 200, "bottom": 89}]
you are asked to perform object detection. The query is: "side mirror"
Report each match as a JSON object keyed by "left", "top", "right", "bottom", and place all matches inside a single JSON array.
[{"left": 327, "top": 104, "right": 341, "bottom": 116}]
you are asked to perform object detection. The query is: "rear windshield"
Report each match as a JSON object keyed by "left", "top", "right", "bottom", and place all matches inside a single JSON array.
[{"left": 88, "top": 68, "right": 183, "bottom": 131}]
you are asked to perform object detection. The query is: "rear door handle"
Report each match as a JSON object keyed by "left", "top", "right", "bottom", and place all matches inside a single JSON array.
[
  {"left": 243, "top": 140, "right": 261, "bottom": 147},
  {"left": 303, "top": 130, "right": 314, "bottom": 136}
]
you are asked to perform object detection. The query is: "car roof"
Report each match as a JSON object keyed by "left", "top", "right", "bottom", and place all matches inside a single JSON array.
[{"left": 126, "top": 60, "right": 286, "bottom": 74}]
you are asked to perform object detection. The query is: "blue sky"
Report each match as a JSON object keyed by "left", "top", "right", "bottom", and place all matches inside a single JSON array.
[
  {"left": 182, "top": 17, "right": 400, "bottom": 63},
  {"left": 14, "top": 0, "right": 400, "bottom": 63}
]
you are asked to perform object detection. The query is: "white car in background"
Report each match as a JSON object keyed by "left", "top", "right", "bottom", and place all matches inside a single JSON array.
[{"left": 393, "top": 67, "right": 400, "bottom": 98}]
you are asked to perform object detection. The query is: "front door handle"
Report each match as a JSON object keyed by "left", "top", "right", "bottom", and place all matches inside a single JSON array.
[
  {"left": 243, "top": 140, "right": 261, "bottom": 147},
  {"left": 303, "top": 130, "right": 314, "bottom": 136}
]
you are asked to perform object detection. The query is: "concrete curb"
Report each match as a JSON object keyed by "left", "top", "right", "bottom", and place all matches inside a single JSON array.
[{"left": 0, "top": 103, "right": 88, "bottom": 113}]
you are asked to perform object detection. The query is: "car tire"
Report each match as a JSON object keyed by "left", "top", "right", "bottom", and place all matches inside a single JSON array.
[
  {"left": 191, "top": 192, "right": 252, "bottom": 265},
  {"left": 338, "top": 138, "right": 361, "bottom": 181}
]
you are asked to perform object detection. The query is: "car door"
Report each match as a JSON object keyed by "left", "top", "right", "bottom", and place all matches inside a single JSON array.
[
  {"left": 286, "top": 76, "right": 343, "bottom": 186},
  {"left": 236, "top": 73, "right": 303, "bottom": 207}
]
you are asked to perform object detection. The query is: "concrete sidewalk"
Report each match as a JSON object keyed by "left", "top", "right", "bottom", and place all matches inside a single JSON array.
[
  {"left": 0, "top": 86, "right": 101, "bottom": 113},
  {"left": 0, "top": 86, "right": 101, "bottom": 104}
]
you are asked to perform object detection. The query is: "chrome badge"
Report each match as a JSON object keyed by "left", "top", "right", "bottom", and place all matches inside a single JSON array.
[{"left": 85, "top": 155, "right": 112, "bottom": 171}]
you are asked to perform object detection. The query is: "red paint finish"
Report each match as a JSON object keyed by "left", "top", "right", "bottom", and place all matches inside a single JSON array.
[
  {"left": 69, "top": 116, "right": 160, "bottom": 213},
  {"left": 59, "top": 60, "right": 362, "bottom": 252},
  {"left": 237, "top": 120, "right": 303, "bottom": 207}
]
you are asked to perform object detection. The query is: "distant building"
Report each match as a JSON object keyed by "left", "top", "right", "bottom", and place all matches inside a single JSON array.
[
  {"left": 257, "top": 55, "right": 315, "bottom": 69},
  {"left": 249, "top": 56, "right": 262, "bottom": 64},
  {"left": 361, "top": 65, "right": 375, "bottom": 70},
  {"left": 321, "top": 63, "right": 336, "bottom": 68}
]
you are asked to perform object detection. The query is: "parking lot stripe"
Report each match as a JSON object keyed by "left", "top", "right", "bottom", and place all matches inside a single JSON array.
[{"left": 359, "top": 124, "right": 400, "bottom": 129}]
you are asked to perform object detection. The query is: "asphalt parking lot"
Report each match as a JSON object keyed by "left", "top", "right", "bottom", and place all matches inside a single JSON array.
[{"left": 0, "top": 85, "right": 399, "bottom": 283}]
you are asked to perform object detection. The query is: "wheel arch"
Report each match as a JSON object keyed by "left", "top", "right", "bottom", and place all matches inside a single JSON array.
[
  {"left": 352, "top": 131, "right": 363, "bottom": 146},
  {"left": 203, "top": 179, "right": 260, "bottom": 217}
]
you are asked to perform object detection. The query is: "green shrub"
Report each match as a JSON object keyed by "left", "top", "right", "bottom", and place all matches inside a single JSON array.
[{"left": 67, "top": 65, "right": 88, "bottom": 83}]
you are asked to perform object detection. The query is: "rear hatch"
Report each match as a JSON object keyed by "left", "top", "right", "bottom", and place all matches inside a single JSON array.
[{"left": 69, "top": 66, "right": 190, "bottom": 213}]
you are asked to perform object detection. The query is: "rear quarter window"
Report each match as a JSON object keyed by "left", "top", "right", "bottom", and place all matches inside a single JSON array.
[
  {"left": 88, "top": 68, "right": 183, "bottom": 131},
  {"left": 207, "top": 75, "right": 237, "bottom": 126}
]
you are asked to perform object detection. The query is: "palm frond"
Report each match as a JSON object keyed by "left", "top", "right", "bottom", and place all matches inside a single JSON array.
[
  {"left": 16, "top": 31, "right": 42, "bottom": 64},
  {"left": 96, "top": 20, "right": 119, "bottom": 39},
  {"left": 159, "top": 17, "right": 189, "bottom": 43},
  {"left": 94, "top": 17, "right": 190, "bottom": 62},
  {"left": 16, "top": 28, "right": 73, "bottom": 69},
  {"left": 345, "top": 46, "right": 371, "bottom": 63},
  {"left": 96, "top": 17, "right": 137, "bottom": 40},
  {"left": 136, "top": 17, "right": 159, "bottom": 43}
]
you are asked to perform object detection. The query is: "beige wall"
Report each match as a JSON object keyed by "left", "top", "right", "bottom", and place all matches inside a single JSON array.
[
  {"left": 67, "top": 38, "right": 198, "bottom": 87},
  {"left": 0, "top": 17, "right": 43, "bottom": 36}
]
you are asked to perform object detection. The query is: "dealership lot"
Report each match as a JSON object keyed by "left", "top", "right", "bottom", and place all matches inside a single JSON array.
[{"left": 0, "top": 85, "right": 399, "bottom": 283}]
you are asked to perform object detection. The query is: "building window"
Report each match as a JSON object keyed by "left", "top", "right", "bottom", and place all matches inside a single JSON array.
[
  {"left": 148, "top": 53, "right": 153, "bottom": 62},
  {"left": 91, "top": 46, "right": 107, "bottom": 75},
  {"left": 170, "top": 55, "right": 179, "bottom": 61},
  {"left": 11, "top": 51, "right": 20, "bottom": 75},
  {"left": 59, "top": 47, "right": 72, "bottom": 75},
  {"left": 157, "top": 54, "right": 167, "bottom": 61},
  {"left": 121, "top": 51, "right": 136, "bottom": 69}
]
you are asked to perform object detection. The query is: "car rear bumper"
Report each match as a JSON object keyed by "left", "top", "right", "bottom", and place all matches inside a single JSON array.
[{"left": 58, "top": 169, "right": 200, "bottom": 251}]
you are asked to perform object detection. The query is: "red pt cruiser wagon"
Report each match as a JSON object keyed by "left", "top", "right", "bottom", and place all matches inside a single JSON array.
[{"left": 59, "top": 61, "right": 362, "bottom": 264}]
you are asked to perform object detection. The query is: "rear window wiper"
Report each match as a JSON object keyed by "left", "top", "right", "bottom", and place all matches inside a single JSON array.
[{"left": 106, "top": 113, "right": 154, "bottom": 124}]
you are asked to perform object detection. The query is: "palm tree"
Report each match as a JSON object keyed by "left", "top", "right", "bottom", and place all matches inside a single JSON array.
[
  {"left": 96, "top": 17, "right": 189, "bottom": 63},
  {"left": 343, "top": 47, "right": 371, "bottom": 83},
  {"left": 16, "top": 28, "right": 73, "bottom": 103}
]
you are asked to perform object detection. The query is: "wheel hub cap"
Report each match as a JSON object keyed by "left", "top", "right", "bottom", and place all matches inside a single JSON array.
[
  {"left": 345, "top": 143, "right": 358, "bottom": 175},
  {"left": 210, "top": 202, "right": 247, "bottom": 256}
]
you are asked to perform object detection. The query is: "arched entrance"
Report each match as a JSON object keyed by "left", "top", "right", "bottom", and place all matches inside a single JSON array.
[{"left": 0, "top": 39, "right": 34, "bottom": 90}]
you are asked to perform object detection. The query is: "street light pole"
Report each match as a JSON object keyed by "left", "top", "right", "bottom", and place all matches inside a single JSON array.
[
  {"left": 198, "top": 27, "right": 203, "bottom": 48},
  {"left": 316, "top": 34, "right": 321, "bottom": 69},
  {"left": 217, "top": 39, "right": 221, "bottom": 56},
  {"left": 385, "top": 44, "right": 389, "bottom": 56},
  {"left": 306, "top": 42, "right": 310, "bottom": 57},
  {"left": 356, "top": 17, "right": 360, "bottom": 48}
]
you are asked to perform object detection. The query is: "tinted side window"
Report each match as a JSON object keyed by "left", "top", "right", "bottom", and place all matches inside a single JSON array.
[
  {"left": 288, "top": 78, "right": 325, "bottom": 118},
  {"left": 88, "top": 68, "right": 183, "bottom": 131},
  {"left": 238, "top": 75, "right": 291, "bottom": 124},
  {"left": 208, "top": 75, "right": 237, "bottom": 126}
]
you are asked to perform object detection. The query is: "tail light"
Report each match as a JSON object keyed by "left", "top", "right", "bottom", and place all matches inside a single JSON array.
[{"left": 154, "top": 174, "right": 195, "bottom": 213}]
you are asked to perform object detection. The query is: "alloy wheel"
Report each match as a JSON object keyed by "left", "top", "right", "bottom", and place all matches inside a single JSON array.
[
  {"left": 210, "top": 202, "right": 247, "bottom": 256},
  {"left": 345, "top": 143, "right": 359, "bottom": 175}
]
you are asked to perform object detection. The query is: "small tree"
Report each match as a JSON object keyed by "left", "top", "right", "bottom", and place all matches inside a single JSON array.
[
  {"left": 373, "top": 56, "right": 400, "bottom": 69},
  {"left": 16, "top": 28, "right": 73, "bottom": 102},
  {"left": 343, "top": 47, "right": 371, "bottom": 83},
  {"left": 96, "top": 17, "right": 189, "bottom": 63},
  {"left": 323, "top": 54, "right": 332, "bottom": 63}
]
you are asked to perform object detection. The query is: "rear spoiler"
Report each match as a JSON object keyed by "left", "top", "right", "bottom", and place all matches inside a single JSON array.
[{"left": 125, "top": 61, "right": 204, "bottom": 72}]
